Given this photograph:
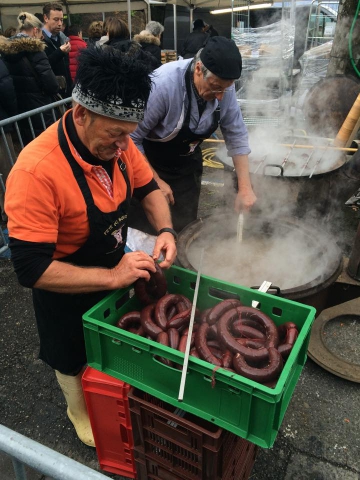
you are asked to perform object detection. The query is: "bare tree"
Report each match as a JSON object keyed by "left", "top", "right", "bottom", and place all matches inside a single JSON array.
[{"left": 327, "top": 0, "right": 360, "bottom": 77}]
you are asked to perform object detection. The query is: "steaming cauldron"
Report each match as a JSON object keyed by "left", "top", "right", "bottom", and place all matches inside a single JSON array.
[{"left": 177, "top": 214, "right": 343, "bottom": 313}]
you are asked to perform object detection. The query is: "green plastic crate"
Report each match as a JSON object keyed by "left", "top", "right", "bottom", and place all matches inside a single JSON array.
[{"left": 83, "top": 265, "right": 316, "bottom": 448}]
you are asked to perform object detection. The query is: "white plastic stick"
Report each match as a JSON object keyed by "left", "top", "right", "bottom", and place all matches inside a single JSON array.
[
  {"left": 252, "top": 281, "right": 272, "bottom": 308},
  {"left": 237, "top": 213, "right": 244, "bottom": 243},
  {"left": 178, "top": 248, "right": 204, "bottom": 401}
]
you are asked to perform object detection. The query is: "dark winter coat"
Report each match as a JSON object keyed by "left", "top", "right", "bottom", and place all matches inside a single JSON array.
[
  {"left": 42, "top": 30, "right": 72, "bottom": 97},
  {"left": 68, "top": 35, "right": 87, "bottom": 83},
  {"left": 103, "top": 38, "right": 155, "bottom": 72},
  {"left": 180, "top": 30, "right": 209, "bottom": 59},
  {"left": 0, "top": 34, "right": 59, "bottom": 114},
  {"left": 0, "top": 55, "right": 17, "bottom": 132},
  {"left": 0, "top": 34, "right": 59, "bottom": 143},
  {"left": 133, "top": 31, "right": 161, "bottom": 70}
]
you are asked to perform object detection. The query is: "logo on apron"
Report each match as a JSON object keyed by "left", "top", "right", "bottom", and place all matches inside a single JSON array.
[
  {"left": 187, "top": 140, "right": 200, "bottom": 154},
  {"left": 112, "top": 225, "right": 125, "bottom": 249}
]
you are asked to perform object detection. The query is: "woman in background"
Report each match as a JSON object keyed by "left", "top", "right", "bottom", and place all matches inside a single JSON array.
[
  {"left": 66, "top": 24, "right": 87, "bottom": 84},
  {"left": 0, "top": 12, "right": 59, "bottom": 144},
  {"left": 87, "top": 20, "right": 103, "bottom": 46},
  {"left": 134, "top": 20, "right": 163, "bottom": 70}
]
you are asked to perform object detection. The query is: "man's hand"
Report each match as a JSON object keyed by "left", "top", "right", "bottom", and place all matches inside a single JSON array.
[
  {"left": 156, "top": 178, "right": 175, "bottom": 205},
  {"left": 60, "top": 42, "right": 71, "bottom": 53},
  {"left": 110, "top": 251, "right": 156, "bottom": 289},
  {"left": 152, "top": 232, "right": 177, "bottom": 269},
  {"left": 234, "top": 186, "right": 257, "bottom": 213}
]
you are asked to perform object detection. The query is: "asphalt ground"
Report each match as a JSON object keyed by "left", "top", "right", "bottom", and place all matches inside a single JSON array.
[{"left": 1, "top": 165, "right": 360, "bottom": 480}]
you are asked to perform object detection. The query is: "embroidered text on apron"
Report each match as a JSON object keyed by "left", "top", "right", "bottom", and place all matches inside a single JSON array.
[
  {"left": 128, "top": 62, "right": 220, "bottom": 233},
  {"left": 32, "top": 117, "right": 131, "bottom": 374}
]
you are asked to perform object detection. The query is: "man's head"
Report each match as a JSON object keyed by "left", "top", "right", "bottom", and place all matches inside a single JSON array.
[
  {"left": 43, "top": 2, "right": 64, "bottom": 35},
  {"left": 67, "top": 24, "right": 82, "bottom": 38},
  {"left": 193, "top": 36, "right": 242, "bottom": 101},
  {"left": 72, "top": 45, "right": 152, "bottom": 161},
  {"left": 193, "top": 19, "right": 207, "bottom": 32}
]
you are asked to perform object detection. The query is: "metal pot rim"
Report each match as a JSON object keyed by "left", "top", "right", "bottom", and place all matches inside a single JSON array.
[{"left": 177, "top": 215, "right": 343, "bottom": 298}]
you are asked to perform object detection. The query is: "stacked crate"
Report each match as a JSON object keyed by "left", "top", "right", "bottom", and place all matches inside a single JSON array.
[
  {"left": 82, "top": 367, "right": 136, "bottom": 478},
  {"left": 128, "top": 387, "right": 258, "bottom": 480}
]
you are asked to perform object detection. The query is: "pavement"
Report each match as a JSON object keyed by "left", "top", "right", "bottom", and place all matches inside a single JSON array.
[{"left": 1, "top": 165, "right": 360, "bottom": 480}]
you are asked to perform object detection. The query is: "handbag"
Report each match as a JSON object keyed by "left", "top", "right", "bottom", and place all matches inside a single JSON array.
[{"left": 56, "top": 75, "right": 67, "bottom": 92}]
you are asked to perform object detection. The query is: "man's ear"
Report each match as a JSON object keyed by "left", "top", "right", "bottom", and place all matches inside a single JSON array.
[
  {"left": 194, "top": 62, "right": 202, "bottom": 79},
  {"left": 72, "top": 104, "right": 88, "bottom": 127},
  {"left": 43, "top": 14, "right": 49, "bottom": 23}
]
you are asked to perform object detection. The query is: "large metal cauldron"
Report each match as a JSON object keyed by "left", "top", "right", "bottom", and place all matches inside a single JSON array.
[{"left": 177, "top": 214, "right": 343, "bottom": 313}]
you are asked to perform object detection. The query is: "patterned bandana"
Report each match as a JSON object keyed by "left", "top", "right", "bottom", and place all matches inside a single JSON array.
[{"left": 72, "top": 83, "right": 145, "bottom": 122}]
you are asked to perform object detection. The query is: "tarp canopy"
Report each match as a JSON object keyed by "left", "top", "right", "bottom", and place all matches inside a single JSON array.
[{"left": 0, "top": 0, "right": 257, "bottom": 29}]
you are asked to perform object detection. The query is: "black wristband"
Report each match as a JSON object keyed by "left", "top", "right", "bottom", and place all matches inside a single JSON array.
[{"left": 158, "top": 227, "right": 178, "bottom": 242}]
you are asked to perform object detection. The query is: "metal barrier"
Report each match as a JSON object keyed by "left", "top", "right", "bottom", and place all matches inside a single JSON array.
[
  {"left": 0, "top": 97, "right": 72, "bottom": 256},
  {"left": 0, "top": 424, "right": 110, "bottom": 480}
]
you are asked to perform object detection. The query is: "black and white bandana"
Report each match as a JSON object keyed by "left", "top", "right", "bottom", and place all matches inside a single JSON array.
[{"left": 72, "top": 83, "right": 145, "bottom": 122}]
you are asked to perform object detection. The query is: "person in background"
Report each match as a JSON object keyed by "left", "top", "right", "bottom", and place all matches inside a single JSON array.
[
  {"left": 0, "top": 56, "right": 17, "bottom": 221},
  {"left": 96, "top": 18, "right": 110, "bottom": 46},
  {"left": 4, "top": 27, "right": 17, "bottom": 38},
  {"left": 42, "top": 2, "right": 72, "bottom": 97},
  {"left": 66, "top": 24, "right": 87, "bottom": 84},
  {"left": 134, "top": 20, "right": 164, "bottom": 70},
  {"left": 180, "top": 18, "right": 209, "bottom": 59},
  {"left": 5, "top": 46, "right": 177, "bottom": 447},
  {"left": 104, "top": 17, "right": 130, "bottom": 50},
  {"left": 87, "top": 20, "right": 103, "bottom": 46},
  {"left": 130, "top": 36, "right": 256, "bottom": 234},
  {"left": 0, "top": 12, "right": 59, "bottom": 145},
  {"left": 207, "top": 25, "right": 219, "bottom": 37}
]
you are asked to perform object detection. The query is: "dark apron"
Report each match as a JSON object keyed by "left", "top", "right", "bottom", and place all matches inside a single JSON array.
[
  {"left": 128, "top": 62, "right": 220, "bottom": 234},
  {"left": 32, "top": 118, "right": 131, "bottom": 374}
]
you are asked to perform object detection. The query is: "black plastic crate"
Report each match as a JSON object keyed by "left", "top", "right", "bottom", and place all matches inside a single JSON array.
[{"left": 128, "top": 388, "right": 257, "bottom": 480}]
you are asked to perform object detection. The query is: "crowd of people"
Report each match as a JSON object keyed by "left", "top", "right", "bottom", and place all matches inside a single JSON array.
[{"left": 1, "top": 5, "right": 255, "bottom": 449}]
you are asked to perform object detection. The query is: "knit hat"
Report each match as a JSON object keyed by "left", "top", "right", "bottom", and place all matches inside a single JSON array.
[{"left": 200, "top": 36, "right": 242, "bottom": 80}]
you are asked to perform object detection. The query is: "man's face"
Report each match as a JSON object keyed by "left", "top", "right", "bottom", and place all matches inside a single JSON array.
[
  {"left": 193, "top": 62, "right": 234, "bottom": 102},
  {"left": 44, "top": 9, "right": 64, "bottom": 35},
  {"left": 75, "top": 107, "right": 137, "bottom": 161}
]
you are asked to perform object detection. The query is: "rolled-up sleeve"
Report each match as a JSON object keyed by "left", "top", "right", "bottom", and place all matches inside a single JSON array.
[{"left": 220, "top": 90, "right": 251, "bottom": 158}]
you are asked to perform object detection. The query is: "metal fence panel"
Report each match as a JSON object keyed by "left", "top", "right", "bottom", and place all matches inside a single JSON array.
[
  {"left": 0, "top": 97, "right": 72, "bottom": 257},
  {"left": 0, "top": 424, "right": 110, "bottom": 480}
]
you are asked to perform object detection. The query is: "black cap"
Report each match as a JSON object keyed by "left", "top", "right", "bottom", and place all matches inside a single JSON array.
[
  {"left": 193, "top": 19, "right": 207, "bottom": 29},
  {"left": 200, "top": 36, "right": 242, "bottom": 80}
]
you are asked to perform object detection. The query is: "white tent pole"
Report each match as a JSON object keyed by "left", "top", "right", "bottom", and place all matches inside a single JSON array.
[
  {"left": 173, "top": 2, "right": 177, "bottom": 51},
  {"left": 127, "top": 0, "right": 132, "bottom": 36}
]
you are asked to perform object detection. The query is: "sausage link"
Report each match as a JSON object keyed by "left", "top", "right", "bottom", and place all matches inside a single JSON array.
[
  {"left": 155, "top": 293, "right": 183, "bottom": 330},
  {"left": 116, "top": 311, "right": 141, "bottom": 330},
  {"left": 232, "top": 323, "right": 266, "bottom": 340},
  {"left": 217, "top": 308, "right": 270, "bottom": 363},
  {"left": 278, "top": 322, "right": 298, "bottom": 359},
  {"left": 167, "top": 327, "right": 180, "bottom": 350},
  {"left": 140, "top": 304, "right": 162, "bottom": 338},
  {"left": 235, "top": 306, "right": 279, "bottom": 348},
  {"left": 207, "top": 299, "right": 242, "bottom": 326},
  {"left": 134, "top": 263, "right": 167, "bottom": 305},
  {"left": 195, "top": 323, "right": 222, "bottom": 366},
  {"left": 166, "top": 307, "right": 191, "bottom": 330},
  {"left": 233, "top": 347, "right": 283, "bottom": 383}
]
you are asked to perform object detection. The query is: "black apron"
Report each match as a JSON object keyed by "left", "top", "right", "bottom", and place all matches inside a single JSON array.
[
  {"left": 128, "top": 62, "right": 220, "bottom": 234},
  {"left": 32, "top": 118, "right": 131, "bottom": 374}
]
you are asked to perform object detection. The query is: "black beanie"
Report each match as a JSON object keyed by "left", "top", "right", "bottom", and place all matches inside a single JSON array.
[{"left": 200, "top": 36, "right": 242, "bottom": 80}]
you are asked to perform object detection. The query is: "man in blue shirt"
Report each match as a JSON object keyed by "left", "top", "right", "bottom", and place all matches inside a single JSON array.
[
  {"left": 42, "top": 2, "right": 72, "bottom": 96},
  {"left": 130, "top": 36, "right": 256, "bottom": 234}
]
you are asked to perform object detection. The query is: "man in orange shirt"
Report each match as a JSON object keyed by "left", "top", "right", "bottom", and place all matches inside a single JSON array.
[{"left": 5, "top": 46, "right": 177, "bottom": 447}]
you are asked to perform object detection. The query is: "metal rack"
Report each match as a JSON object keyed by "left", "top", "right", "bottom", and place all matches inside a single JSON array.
[{"left": 231, "top": 0, "right": 296, "bottom": 127}]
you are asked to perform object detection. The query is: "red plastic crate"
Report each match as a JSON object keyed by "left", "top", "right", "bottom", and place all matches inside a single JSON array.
[
  {"left": 128, "top": 387, "right": 258, "bottom": 480},
  {"left": 82, "top": 367, "right": 136, "bottom": 477}
]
